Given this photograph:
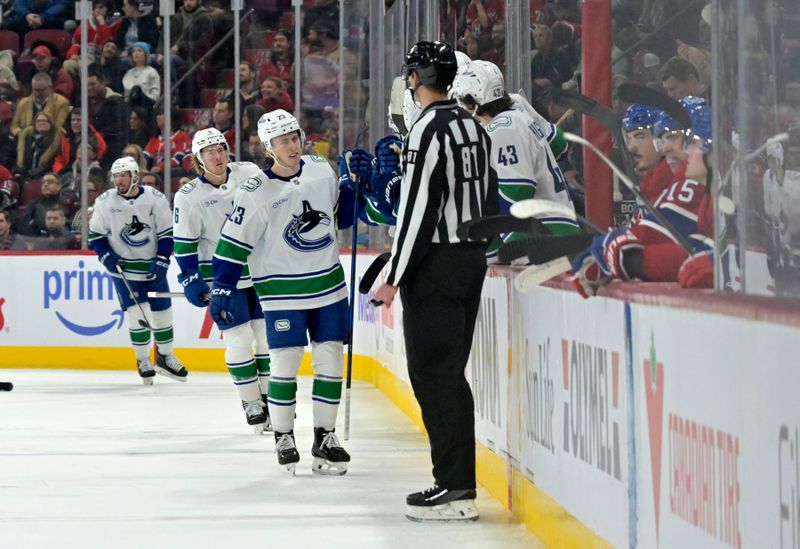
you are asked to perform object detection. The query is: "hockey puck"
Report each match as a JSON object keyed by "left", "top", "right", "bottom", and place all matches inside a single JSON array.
[{"left": 0, "top": 382, "right": 13, "bottom": 391}]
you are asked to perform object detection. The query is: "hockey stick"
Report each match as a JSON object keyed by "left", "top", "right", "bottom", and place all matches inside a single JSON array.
[
  {"left": 0, "top": 382, "right": 12, "bottom": 391},
  {"left": 456, "top": 214, "right": 547, "bottom": 241},
  {"left": 515, "top": 257, "right": 572, "bottom": 293},
  {"left": 147, "top": 291, "right": 211, "bottom": 302},
  {"left": 115, "top": 265, "right": 153, "bottom": 329},
  {"left": 550, "top": 89, "right": 639, "bottom": 182},
  {"left": 509, "top": 198, "right": 602, "bottom": 233},
  {"left": 564, "top": 132, "right": 695, "bottom": 254},
  {"left": 359, "top": 252, "right": 391, "bottom": 295},
  {"left": 498, "top": 233, "right": 595, "bottom": 264},
  {"left": 344, "top": 152, "right": 360, "bottom": 441}
]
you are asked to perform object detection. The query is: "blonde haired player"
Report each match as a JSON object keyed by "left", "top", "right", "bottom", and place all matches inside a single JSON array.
[
  {"left": 88, "top": 157, "right": 187, "bottom": 384},
  {"left": 211, "top": 110, "right": 357, "bottom": 475},
  {"left": 173, "top": 127, "right": 271, "bottom": 433}
]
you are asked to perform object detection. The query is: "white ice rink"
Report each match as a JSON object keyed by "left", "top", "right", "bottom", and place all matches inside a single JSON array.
[{"left": 0, "top": 370, "right": 541, "bottom": 548}]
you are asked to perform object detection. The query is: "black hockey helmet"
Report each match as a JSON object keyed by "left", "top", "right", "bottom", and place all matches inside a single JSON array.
[{"left": 404, "top": 41, "right": 458, "bottom": 89}]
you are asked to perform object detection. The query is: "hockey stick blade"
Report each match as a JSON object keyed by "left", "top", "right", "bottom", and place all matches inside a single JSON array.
[
  {"left": 359, "top": 252, "right": 391, "bottom": 294},
  {"left": 498, "top": 233, "right": 594, "bottom": 265},
  {"left": 457, "top": 215, "right": 547, "bottom": 241},
  {"left": 617, "top": 83, "right": 691, "bottom": 129},
  {"left": 514, "top": 257, "right": 572, "bottom": 293},
  {"left": 510, "top": 199, "right": 578, "bottom": 222},
  {"left": 0, "top": 381, "right": 12, "bottom": 391}
]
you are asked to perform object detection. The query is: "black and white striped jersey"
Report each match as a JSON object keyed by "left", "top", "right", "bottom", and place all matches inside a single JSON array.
[{"left": 386, "top": 99, "right": 498, "bottom": 286}]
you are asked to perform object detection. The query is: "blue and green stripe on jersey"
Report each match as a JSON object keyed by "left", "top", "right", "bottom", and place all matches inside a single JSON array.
[{"left": 253, "top": 264, "right": 346, "bottom": 303}]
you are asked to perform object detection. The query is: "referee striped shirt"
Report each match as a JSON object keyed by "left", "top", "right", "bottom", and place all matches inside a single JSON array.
[{"left": 386, "top": 99, "right": 498, "bottom": 286}]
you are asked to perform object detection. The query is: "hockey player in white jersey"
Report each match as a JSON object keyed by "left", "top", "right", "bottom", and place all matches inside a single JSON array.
[
  {"left": 88, "top": 157, "right": 188, "bottom": 384},
  {"left": 210, "top": 109, "right": 353, "bottom": 475},
  {"left": 173, "top": 128, "right": 271, "bottom": 433},
  {"left": 452, "top": 59, "right": 579, "bottom": 261}
]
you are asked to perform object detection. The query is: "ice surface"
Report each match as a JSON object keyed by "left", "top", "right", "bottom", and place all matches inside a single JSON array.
[{"left": 0, "top": 370, "right": 541, "bottom": 548}]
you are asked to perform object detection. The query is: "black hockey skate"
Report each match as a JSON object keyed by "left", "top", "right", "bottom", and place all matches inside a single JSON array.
[
  {"left": 275, "top": 431, "right": 300, "bottom": 475},
  {"left": 154, "top": 353, "right": 188, "bottom": 382},
  {"left": 242, "top": 399, "right": 268, "bottom": 434},
  {"left": 137, "top": 358, "right": 155, "bottom": 386},
  {"left": 405, "top": 484, "right": 479, "bottom": 522},
  {"left": 311, "top": 428, "right": 350, "bottom": 476}
]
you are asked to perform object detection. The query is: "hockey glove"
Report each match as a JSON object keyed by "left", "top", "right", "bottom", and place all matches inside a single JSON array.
[
  {"left": 678, "top": 250, "right": 713, "bottom": 288},
  {"left": 375, "top": 134, "right": 403, "bottom": 174},
  {"left": 178, "top": 270, "right": 211, "bottom": 308},
  {"left": 568, "top": 247, "right": 611, "bottom": 299},
  {"left": 98, "top": 249, "right": 121, "bottom": 273},
  {"left": 209, "top": 282, "right": 237, "bottom": 329},
  {"left": 338, "top": 149, "right": 375, "bottom": 192},
  {"left": 591, "top": 228, "right": 644, "bottom": 280},
  {"left": 147, "top": 255, "right": 170, "bottom": 283}
]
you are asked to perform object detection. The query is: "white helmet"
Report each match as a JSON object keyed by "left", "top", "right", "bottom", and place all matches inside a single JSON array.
[
  {"left": 110, "top": 156, "right": 140, "bottom": 196},
  {"left": 452, "top": 60, "right": 505, "bottom": 113},
  {"left": 192, "top": 127, "right": 229, "bottom": 172},
  {"left": 455, "top": 50, "right": 471, "bottom": 73},
  {"left": 258, "top": 109, "right": 305, "bottom": 150},
  {"left": 192, "top": 127, "right": 228, "bottom": 157}
]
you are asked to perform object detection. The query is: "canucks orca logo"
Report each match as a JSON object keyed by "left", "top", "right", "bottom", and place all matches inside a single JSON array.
[
  {"left": 119, "top": 215, "right": 151, "bottom": 247},
  {"left": 283, "top": 200, "right": 333, "bottom": 252}
]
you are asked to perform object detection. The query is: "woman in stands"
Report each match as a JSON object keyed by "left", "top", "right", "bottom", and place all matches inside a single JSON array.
[{"left": 14, "top": 112, "right": 61, "bottom": 183}]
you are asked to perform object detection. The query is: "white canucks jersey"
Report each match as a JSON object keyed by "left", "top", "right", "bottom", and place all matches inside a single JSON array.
[
  {"left": 485, "top": 109, "right": 576, "bottom": 230},
  {"left": 214, "top": 155, "right": 347, "bottom": 311},
  {"left": 88, "top": 186, "right": 173, "bottom": 281},
  {"left": 173, "top": 162, "right": 263, "bottom": 288},
  {"left": 510, "top": 92, "right": 556, "bottom": 145}
]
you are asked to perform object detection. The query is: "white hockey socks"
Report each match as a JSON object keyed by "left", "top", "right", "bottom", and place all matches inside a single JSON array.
[
  {"left": 223, "top": 323, "right": 261, "bottom": 403},
  {"left": 251, "top": 319, "right": 270, "bottom": 398},
  {"left": 126, "top": 304, "right": 152, "bottom": 361},
  {"left": 267, "top": 346, "right": 303, "bottom": 433},
  {"left": 149, "top": 308, "right": 174, "bottom": 355},
  {"left": 311, "top": 341, "right": 344, "bottom": 431}
]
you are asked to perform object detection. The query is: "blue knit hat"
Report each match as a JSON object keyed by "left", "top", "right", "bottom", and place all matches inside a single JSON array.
[{"left": 128, "top": 41, "right": 150, "bottom": 57}]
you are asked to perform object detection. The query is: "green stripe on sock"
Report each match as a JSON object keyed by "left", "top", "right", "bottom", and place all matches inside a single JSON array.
[
  {"left": 153, "top": 327, "right": 174, "bottom": 343},
  {"left": 227, "top": 360, "right": 257, "bottom": 382},
  {"left": 255, "top": 356, "right": 271, "bottom": 374},
  {"left": 313, "top": 378, "right": 342, "bottom": 401},
  {"left": 269, "top": 379, "right": 297, "bottom": 401},
  {"left": 129, "top": 329, "right": 151, "bottom": 345}
]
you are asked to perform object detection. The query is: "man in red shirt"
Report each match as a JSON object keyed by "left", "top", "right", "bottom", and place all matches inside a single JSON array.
[{"left": 257, "top": 77, "right": 294, "bottom": 114}]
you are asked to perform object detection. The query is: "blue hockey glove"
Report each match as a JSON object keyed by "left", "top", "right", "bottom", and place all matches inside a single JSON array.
[
  {"left": 338, "top": 149, "right": 375, "bottom": 192},
  {"left": 98, "top": 249, "right": 121, "bottom": 273},
  {"left": 375, "top": 134, "right": 403, "bottom": 174},
  {"left": 209, "top": 282, "right": 237, "bottom": 329},
  {"left": 147, "top": 255, "right": 170, "bottom": 283},
  {"left": 178, "top": 270, "right": 211, "bottom": 308}
]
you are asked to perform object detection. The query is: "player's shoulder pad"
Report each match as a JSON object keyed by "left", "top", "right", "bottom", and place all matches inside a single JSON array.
[
  {"left": 145, "top": 185, "right": 166, "bottom": 200},
  {"left": 96, "top": 189, "right": 113, "bottom": 201},
  {"left": 486, "top": 114, "right": 514, "bottom": 133},
  {"left": 239, "top": 175, "right": 263, "bottom": 192},
  {"left": 178, "top": 179, "right": 198, "bottom": 195}
]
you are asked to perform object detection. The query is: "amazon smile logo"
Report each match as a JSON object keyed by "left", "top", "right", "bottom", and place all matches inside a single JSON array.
[{"left": 43, "top": 260, "right": 125, "bottom": 336}]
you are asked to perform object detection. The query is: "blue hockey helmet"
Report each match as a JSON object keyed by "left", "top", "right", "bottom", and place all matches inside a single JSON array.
[
  {"left": 685, "top": 102, "right": 712, "bottom": 153},
  {"left": 652, "top": 96, "right": 707, "bottom": 137},
  {"left": 621, "top": 103, "right": 662, "bottom": 133}
]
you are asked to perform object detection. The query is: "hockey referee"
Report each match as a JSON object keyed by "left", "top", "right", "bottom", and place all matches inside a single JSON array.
[{"left": 373, "top": 40, "right": 498, "bottom": 522}]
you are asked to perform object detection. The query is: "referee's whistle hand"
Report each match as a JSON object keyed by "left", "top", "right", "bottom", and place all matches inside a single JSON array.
[{"left": 373, "top": 283, "right": 397, "bottom": 309}]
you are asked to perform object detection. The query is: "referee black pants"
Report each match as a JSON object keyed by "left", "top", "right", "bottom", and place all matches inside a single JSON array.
[{"left": 400, "top": 243, "right": 487, "bottom": 490}]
